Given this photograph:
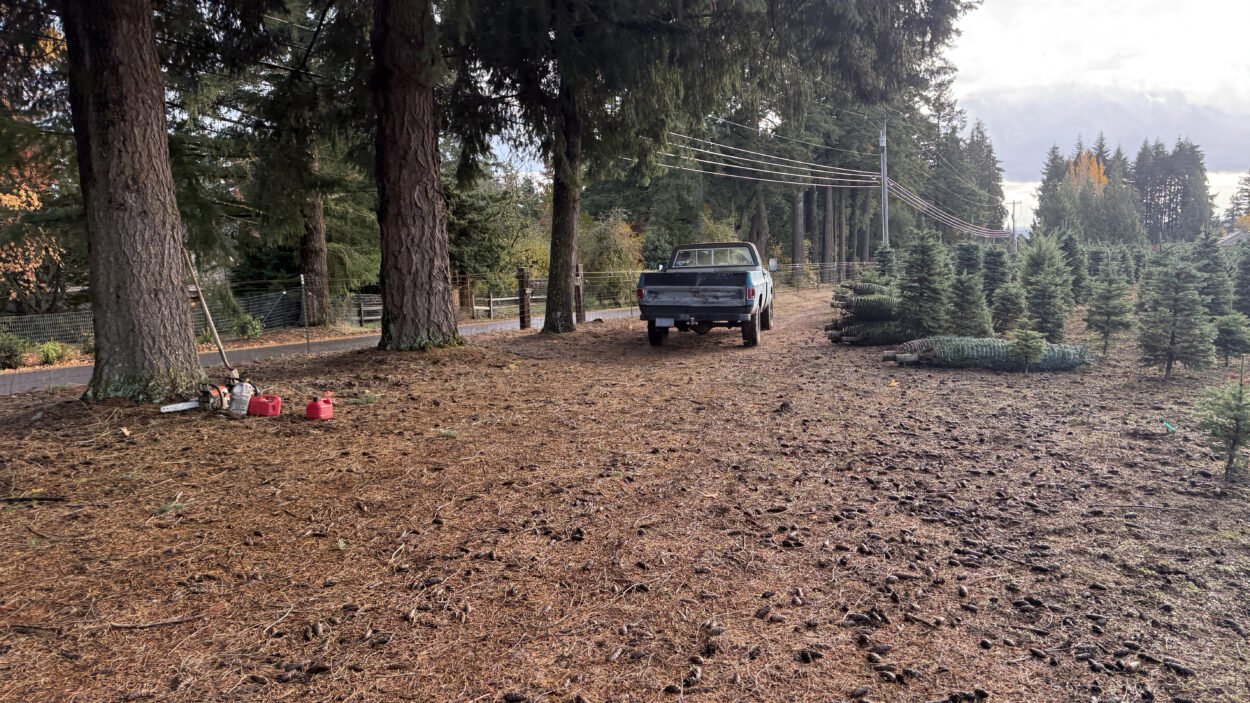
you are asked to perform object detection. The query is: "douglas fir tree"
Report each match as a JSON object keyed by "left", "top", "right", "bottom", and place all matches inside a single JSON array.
[
  {"left": 950, "top": 273, "right": 994, "bottom": 338},
  {"left": 898, "top": 237, "right": 954, "bottom": 338},
  {"left": 981, "top": 247, "right": 1010, "bottom": 302},
  {"left": 1020, "top": 236, "right": 1073, "bottom": 343},
  {"left": 1193, "top": 231, "right": 1234, "bottom": 317},
  {"left": 954, "top": 242, "right": 982, "bottom": 276},
  {"left": 1138, "top": 254, "right": 1215, "bottom": 378},
  {"left": 991, "top": 278, "right": 1027, "bottom": 334},
  {"left": 1084, "top": 263, "right": 1133, "bottom": 354}
]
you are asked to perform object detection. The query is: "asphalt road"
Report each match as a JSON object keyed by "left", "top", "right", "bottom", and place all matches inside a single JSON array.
[{"left": 1, "top": 308, "right": 637, "bottom": 396}]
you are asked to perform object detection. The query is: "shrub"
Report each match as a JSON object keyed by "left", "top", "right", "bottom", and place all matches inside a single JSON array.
[
  {"left": 196, "top": 324, "right": 216, "bottom": 346},
  {"left": 0, "top": 329, "right": 31, "bottom": 369},
  {"left": 38, "top": 341, "right": 68, "bottom": 365},
  {"left": 78, "top": 330, "right": 95, "bottom": 356},
  {"left": 1197, "top": 377, "right": 1250, "bottom": 481},
  {"left": 234, "top": 313, "right": 264, "bottom": 340}
]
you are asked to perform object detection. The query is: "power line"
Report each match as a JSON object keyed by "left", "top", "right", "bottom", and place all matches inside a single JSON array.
[
  {"left": 668, "top": 132, "right": 879, "bottom": 176},
  {"left": 658, "top": 152, "right": 879, "bottom": 185},
  {"left": 652, "top": 160, "right": 877, "bottom": 190},
  {"left": 668, "top": 140, "right": 880, "bottom": 180},
  {"left": 710, "top": 117, "right": 880, "bottom": 161}
]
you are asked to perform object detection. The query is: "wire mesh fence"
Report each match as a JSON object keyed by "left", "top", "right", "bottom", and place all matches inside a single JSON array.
[{"left": 0, "top": 262, "right": 874, "bottom": 346}]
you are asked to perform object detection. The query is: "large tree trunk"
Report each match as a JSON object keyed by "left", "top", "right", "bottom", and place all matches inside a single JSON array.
[
  {"left": 822, "top": 186, "right": 834, "bottom": 278},
  {"left": 838, "top": 189, "right": 847, "bottom": 272},
  {"left": 301, "top": 138, "right": 332, "bottom": 326},
  {"left": 61, "top": 0, "right": 203, "bottom": 401},
  {"left": 751, "top": 182, "right": 770, "bottom": 254},
  {"left": 806, "top": 186, "right": 818, "bottom": 262},
  {"left": 371, "top": 0, "right": 459, "bottom": 349},
  {"left": 693, "top": 174, "right": 704, "bottom": 239},
  {"left": 543, "top": 80, "right": 582, "bottom": 334},
  {"left": 858, "top": 189, "right": 871, "bottom": 262},
  {"left": 792, "top": 189, "right": 804, "bottom": 265}
]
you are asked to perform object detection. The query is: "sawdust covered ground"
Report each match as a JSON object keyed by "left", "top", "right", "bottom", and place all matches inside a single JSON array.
[{"left": 1, "top": 288, "right": 1248, "bottom": 703}]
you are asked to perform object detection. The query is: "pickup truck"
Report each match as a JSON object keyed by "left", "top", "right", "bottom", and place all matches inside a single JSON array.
[{"left": 636, "top": 242, "right": 775, "bottom": 346}]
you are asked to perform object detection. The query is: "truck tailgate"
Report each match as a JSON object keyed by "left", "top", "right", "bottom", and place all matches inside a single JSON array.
[
  {"left": 643, "top": 285, "right": 745, "bottom": 306},
  {"left": 638, "top": 271, "right": 751, "bottom": 308}
]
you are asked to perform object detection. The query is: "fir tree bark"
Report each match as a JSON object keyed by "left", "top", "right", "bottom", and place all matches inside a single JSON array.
[
  {"left": 371, "top": 0, "right": 459, "bottom": 349},
  {"left": 750, "top": 182, "right": 770, "bottom": 254},
  {"left": 542, "top": 80, "right": 582, "bottom": 334},
  {"left": 858, "top": 189, "right": 871, "bottom": 261},
  {"left": 300, "top": 139, "right": 331, "bottom": 326},
  {"left": 838, "top": 189, "right": 847, "bottom": 267},
  {"left": 822, "top": 186, "right": 834, "bottom": 277},
  {"left": 792, "top": 189, "right": 804, "bottom": 265},
  {"left": 61, "top": 0, "right": 203, "bottom": 401}
]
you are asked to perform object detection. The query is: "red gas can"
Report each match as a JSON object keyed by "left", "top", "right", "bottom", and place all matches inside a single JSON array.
[
  {"left": 247, "top": 395, "right": 282, "bottom": 417},
  {"left": 306, "top": 397, "right": 334, "bottom": 420}
]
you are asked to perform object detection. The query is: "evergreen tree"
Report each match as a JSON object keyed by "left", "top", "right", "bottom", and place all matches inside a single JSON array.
[
  {"left": 1008, "top": 319, "right": 1047, "bottom": 372},
  {"left": 875, "top": 246, "right": 896, "bottom": 281},
  {"left": 1193, "top": 231, "right": 1234, "bottom": 316},
  {"left": 1137, "top": 255, "right": 1215, "bottom": 378},
  {"left": 1058, "top": 230, "right": 1089, "bottom": 304},
  {"left": 1084, "top": 264, "right": 1133, "bottom": 354},
  {"left": 1019, "top": 235, "right": 1073, "bottom": 343},
  {"left": 1234, "top": 243, "right": 1250, "bottom": 317},
  {"left": 448, "top": 1, "right": 964, "bottom": 333},
  {"left": 954, "top": 241, "right": 982, "bottom": 275},
  {"left": 1117, "top": 248, "right": 1133, "bottom": 281},
  {"left": 950, "top": 273, "right": 993, "bottom": 337},
  {"left": 1213, "top": 314, "right": 1250, "bottom": 366},
  {"left": 898, "top": 236, "right": 954, "bottom": 338},
  {"left": 1197, "top": 375, "right": 1250, "bottom": 480},
  {"left": 991, "top": 278, "right": 1026, "bottom": 334},
  {"left": 1087, "top": 247, "right": 1108, "bottom": 278},
  {"left": 981, "top": 247, "right": 1010, "bottom": 302},
  {"left": 1131, "top": 249, "right": 1146, "bottom": 282}
]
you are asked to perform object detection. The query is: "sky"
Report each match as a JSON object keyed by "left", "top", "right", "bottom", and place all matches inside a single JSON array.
[{"left": 946, "top": 0, "right": 1250, "bottom": 228}]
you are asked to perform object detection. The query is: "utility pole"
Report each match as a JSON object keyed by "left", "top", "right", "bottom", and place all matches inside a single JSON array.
[
  {"left": 1009, "top": 200, "right": 1020, "bottom": 253},
  {"left": 879, "top": 119, "right": 889, "bottom": 248}
]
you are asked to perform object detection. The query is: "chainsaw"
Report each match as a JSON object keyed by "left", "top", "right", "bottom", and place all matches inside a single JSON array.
[{"left": 159, "top": 382, "right": 233, "bottom": 413}]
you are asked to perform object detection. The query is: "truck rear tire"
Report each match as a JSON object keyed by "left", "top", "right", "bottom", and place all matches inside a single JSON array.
[
  {"left": 742, "top": 313, "right": 760, "bottom": 346},
  {"left": 760, "top": 302, "right": 773, "bottom": 331},
  {"left": 647, "top": 320, "right": 668, "bottom": 346}
]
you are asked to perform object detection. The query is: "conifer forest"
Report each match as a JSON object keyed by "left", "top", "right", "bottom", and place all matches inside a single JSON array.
[{"left": 2, "top": 2, "right": 1250, "bottom": 702}]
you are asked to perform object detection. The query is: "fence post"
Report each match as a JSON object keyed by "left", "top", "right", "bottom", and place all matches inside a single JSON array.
[
  {"left": 488, "top": 295, "right": 494, "bottom": 319},
  {"left": 574, "top": 264, "right": 586, "bottom": 324},
  {"left": 469, "top": 283, "right": 477, "bottom": 320},
  {"left": 517, "top": 267, "right": 531, "bottom": 330},
  {"left": 358, "top": 301, "right": 364, "bottom": 326}
]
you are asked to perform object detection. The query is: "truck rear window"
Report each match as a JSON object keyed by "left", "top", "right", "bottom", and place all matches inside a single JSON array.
[{"left": 672, "top": 246, "right": 756, "bottom": 267}]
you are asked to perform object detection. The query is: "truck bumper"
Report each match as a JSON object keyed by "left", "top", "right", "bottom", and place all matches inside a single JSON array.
[{"left": 639, "top": 306, "right": 755, "bottom": 323}]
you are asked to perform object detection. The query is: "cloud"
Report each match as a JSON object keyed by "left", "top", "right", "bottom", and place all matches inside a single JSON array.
[{"left": 961, "top": 86, "right": 1250, "bottom": 181}]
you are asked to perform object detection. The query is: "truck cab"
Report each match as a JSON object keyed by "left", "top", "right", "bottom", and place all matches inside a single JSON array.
[{"left": 636, "top": 242, "right": 775, "bottom": 346}]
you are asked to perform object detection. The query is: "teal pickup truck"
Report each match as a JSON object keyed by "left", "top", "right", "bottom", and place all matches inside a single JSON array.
[{"left": 636, "top": 242, "right": 776, "bottom": 347}]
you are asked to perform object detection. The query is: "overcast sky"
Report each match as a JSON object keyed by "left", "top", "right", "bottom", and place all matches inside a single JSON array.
[{"left": 946, "top": 0, "right": 1250, "bottom": 227}]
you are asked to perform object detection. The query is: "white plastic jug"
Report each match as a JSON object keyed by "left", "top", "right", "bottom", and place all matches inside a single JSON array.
[{"left": 229, "top": 379, "right": 254, "bottom": 415}]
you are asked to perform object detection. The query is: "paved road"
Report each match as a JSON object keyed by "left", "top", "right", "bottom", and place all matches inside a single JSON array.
[{"left": 0, "top": 308, "right": 637, "bottom": 396}]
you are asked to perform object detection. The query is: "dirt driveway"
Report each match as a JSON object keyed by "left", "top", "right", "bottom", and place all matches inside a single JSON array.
[{"left": 0, "top": 288, "right": 1246, "bottom": 702}]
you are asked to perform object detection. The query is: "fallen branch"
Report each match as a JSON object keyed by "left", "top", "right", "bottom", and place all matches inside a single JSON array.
[{"left": 1, "top": 495, "right": 67, "bottom": 503}]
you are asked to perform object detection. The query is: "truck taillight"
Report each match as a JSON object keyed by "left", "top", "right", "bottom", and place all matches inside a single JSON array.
[
  {"left": 637, "top": 288, "right": 645, "bottom": 300},
  {"left": 746, "top": 287, "right": 756, "bottom": 300}
]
